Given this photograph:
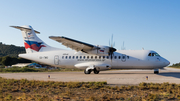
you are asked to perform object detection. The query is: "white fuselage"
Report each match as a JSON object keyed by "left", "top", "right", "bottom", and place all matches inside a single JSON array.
[
  {"left": 11, "top": 25, "right": 170, "bottom": 74},
  {"left": 19, "top": 49, "right": 170, "bottom": 70}
]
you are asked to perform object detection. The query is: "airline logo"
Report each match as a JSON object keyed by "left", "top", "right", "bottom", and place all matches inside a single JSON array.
[
  {"left": 27, "top": 32, "right": 33, "bottom": 37},
  {"left": 24, "top": 41, "right": 46, "bottom": 51}
]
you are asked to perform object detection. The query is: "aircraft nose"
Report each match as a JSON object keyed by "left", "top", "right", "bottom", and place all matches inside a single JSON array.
[{"left": 163, "top": 58, "right": 170, "bottom": 67}]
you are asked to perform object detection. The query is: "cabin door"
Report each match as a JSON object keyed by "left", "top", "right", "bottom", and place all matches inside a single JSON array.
[
  {"left": 121, "top": 54, "right": 126, "bottom": 62},
  {"left": 54, "top": 55, "right": 59, "bottom": 65}
]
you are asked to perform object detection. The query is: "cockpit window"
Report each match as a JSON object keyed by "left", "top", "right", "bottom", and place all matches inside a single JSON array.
[
  {"left": 148, "top": 53, "right": 151, "bottom": 56},
  {"left": 152, "top": 53, "right": 155, "bottom": 56},
  {"left": 154, "top": 53, "right": 160, "bottom": 56},
  {"left": 148, "top": 53, "right": 160, "bottom": 57}
]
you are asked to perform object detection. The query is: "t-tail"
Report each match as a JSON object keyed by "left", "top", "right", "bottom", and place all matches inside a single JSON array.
[{"left": 11, "top": 25, "right": 59, "bottom": 53}]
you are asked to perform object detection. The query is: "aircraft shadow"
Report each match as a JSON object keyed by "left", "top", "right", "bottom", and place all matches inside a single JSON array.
[
  {"left": 99, "top": 72, "right": 180, "bottom": 79},
  {"left": 157, "top": 72, "right": 180, "bottom": 79},
  {"left": 99, "top": 72, "right": 153, "bottom": 75}
]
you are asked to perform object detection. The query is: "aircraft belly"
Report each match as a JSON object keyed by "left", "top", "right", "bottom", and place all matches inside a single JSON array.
[
  {"left": 114, "top": 59, "right": 156, "bottom": 69},
  {"left": 112, "top": 65, "right": 155, "bottom": 69}
]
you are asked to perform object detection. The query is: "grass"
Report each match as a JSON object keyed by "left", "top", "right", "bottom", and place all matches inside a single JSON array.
[
  {"left": 0, "top": 66, "right": 83, "bottom": 73},
  {"left": 0, "top": 77, "right": 180, "bottom": 100}
]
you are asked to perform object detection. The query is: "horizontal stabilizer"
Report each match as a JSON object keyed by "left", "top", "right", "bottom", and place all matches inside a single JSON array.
[{"left": 10, "top": 26, "right": 40, "bottom": 34}]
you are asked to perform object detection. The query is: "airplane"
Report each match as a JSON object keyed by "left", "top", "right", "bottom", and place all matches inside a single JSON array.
[{"left": 11, "top": 25, "right": 170, "bottom": 74}]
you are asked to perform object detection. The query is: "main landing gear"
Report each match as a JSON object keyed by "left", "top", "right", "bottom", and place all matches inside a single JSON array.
[
  {"left": 84, "top": 69, "right": 100, "bottom": 74},
  {"left": 94, "top": 68, "right": 100, "bottom": 74},
  {"left": 84, "top": 69, "right": 91, "bottom": 74},
  {"left": 154, "top": 69, "right": 159, "bottom": 74}
]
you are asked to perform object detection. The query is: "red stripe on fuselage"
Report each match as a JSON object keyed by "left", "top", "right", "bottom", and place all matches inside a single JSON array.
[{"left": 24, "top": 42, "right": 46, "bottom": 51}]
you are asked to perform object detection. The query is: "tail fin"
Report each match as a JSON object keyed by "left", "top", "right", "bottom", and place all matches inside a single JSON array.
[{"left": 11, "top": 25, "right": 56, "bottom": 53}]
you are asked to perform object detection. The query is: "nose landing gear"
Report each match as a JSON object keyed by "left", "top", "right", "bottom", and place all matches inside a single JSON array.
[{"left": 154, "top": 69, "right": 159, "bottom": 74}]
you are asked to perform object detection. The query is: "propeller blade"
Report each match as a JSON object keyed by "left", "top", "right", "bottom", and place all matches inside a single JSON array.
[
  {"left": 108, "top": 34, "right": 116, "bottom": 62},
  {"left": 109, "top": 40, "right": 110, "bottom": 47},
  {"left": 111, "top": 34, "right": 113, "bottom": 47},
  {"left": 109, "top": 47, "right": 116, "bottom": 62}
]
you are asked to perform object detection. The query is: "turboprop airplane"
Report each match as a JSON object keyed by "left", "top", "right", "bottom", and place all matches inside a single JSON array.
[{"left": 11, "top": 25, "right": 170, "bottom": 74}]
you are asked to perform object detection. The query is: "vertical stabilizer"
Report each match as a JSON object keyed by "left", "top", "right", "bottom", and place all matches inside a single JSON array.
[{"left": 11, "top": 25, "right": 57, "bottom": 53}]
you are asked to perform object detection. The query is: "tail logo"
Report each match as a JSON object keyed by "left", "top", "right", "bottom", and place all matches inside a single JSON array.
[
  {"left": 24, "top": 41, "right": 46, "bottom": 51},
  {"left": 27, "top": 32, "right": 33, "bottom": 37}
]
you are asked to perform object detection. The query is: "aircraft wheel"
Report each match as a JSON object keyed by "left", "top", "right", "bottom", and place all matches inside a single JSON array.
[
  {"left": 94, "top": 69, "right": 100, "bottom": 74},
  {"left": 154, "top": 69, "right": 159, "bottom": 74},
  {"left": 84, "top": 70, "right": 91, "bottom": 74},
  {"left": 154, "top": 71, "right": 159, "bottom": 74}
]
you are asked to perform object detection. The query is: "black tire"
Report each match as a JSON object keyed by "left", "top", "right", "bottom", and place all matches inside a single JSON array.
[
  {"left": 84, "top": 70, "right": 91, "bottom": 74},
  {"left": 94, "top": 69, "right": 100, "bottom": 74},
  {"left": 154, "top": 71, "right": 159, "bottom": 74}
]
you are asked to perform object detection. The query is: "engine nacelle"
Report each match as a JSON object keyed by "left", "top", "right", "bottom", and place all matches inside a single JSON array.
[
  {"left": 86, "top": 45, "right": 114, "bottom": 56},
  {"left": 95, "top": 64, "right": 111, "bottom": 71}
]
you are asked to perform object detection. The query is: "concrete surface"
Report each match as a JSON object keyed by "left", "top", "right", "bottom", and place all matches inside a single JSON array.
[{"left": 0, "top": 67, "right": 180, "bottom": 85}]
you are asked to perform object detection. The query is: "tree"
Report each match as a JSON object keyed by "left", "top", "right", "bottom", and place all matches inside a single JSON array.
[
  {"left": 1, "top": 56, "right": 11, "bottom": 66},
  {"left": 1, "top": 56, "right": 18, "bottom": 66},
  {"left": 0, "top": 57, "right": 2, "bottom": 65},
  {"left": 18, "top": 58, "right": 31, "bottom": 63},
  {"left": 0, "top": 42, "right": 25, "bottom": 57},
  {"left": 0, "top": 56, "right": 31, "bottom": 66}
]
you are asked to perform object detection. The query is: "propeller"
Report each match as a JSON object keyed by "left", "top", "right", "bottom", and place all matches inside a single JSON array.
[
  {"left": 108, "top": 35, "right": 116, "bottom": 60},
  {"left": 96, "top": 45, "right": 99, "bottom": 54}
]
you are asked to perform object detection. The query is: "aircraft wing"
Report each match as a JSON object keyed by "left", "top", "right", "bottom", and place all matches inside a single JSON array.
[{"left": 49, "top": 36, "right": 98, "bottom": 52}]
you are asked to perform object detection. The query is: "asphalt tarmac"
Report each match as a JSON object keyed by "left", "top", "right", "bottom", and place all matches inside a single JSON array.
[{"left": 0, "top": 67, "right": 180, "bottom": 85}]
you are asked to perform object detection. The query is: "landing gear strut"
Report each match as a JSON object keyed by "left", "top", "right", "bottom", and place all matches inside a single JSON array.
[{"left": 154, "top": 69, "right": 159, "bottom": 74}]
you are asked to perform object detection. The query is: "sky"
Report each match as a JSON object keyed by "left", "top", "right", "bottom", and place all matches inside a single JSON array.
[{"left": 0, "top": 0, "right": 180, "bottom": 65}]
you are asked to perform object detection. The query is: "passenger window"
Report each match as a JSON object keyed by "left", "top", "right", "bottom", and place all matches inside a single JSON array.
[
  {"left": 99, "top": 56, "right": 101, "bottom": 59},
  {"left": 83, "top": 56, "right": 86, "bottom": 59},
  {"left": 118, "top": 56, "right": 121, "bottom": 59},
  {"left": 122, "top": 56, "right": 125, "bottom": 59},
  {"left": 80, "top": 56, "right": 82, "bottom": 59},
  {"left": 65, "top": 56, "right": 68, "bottom": 59},
  {"left": 103, "top": 56, "right": 105, "bottom": 59},
  {"left": 95, "top": 56, "right": 97, "bottom": 59},
  {"left": 91, "top": 56, "right": 93, "bottom": 59},
  {"left": 76, "top": 56, "right": 78, "bottom": 59},
  {"left": 127, "top": 56, "right": 129, "bottom": 59},
  {"left": 87, "top": 56, "right": 89, "bottom": 59},
  {"left": 62, "top": 56, "right": 64, "bottom": 59},
  {"left": 72, "top": 56, "right": 75, "bottom": 59},
  {"left": 107, "top": 56, "right": 109, "bottom": 59},
  {"left": 148, "top": 53, "right": 152, "bottom": 56},
  {"left": 114, "top": 56, "right": 117, "bottom": 59},
  {"left": 69, "top": 56, "right": 71, "bottom": 59}
]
